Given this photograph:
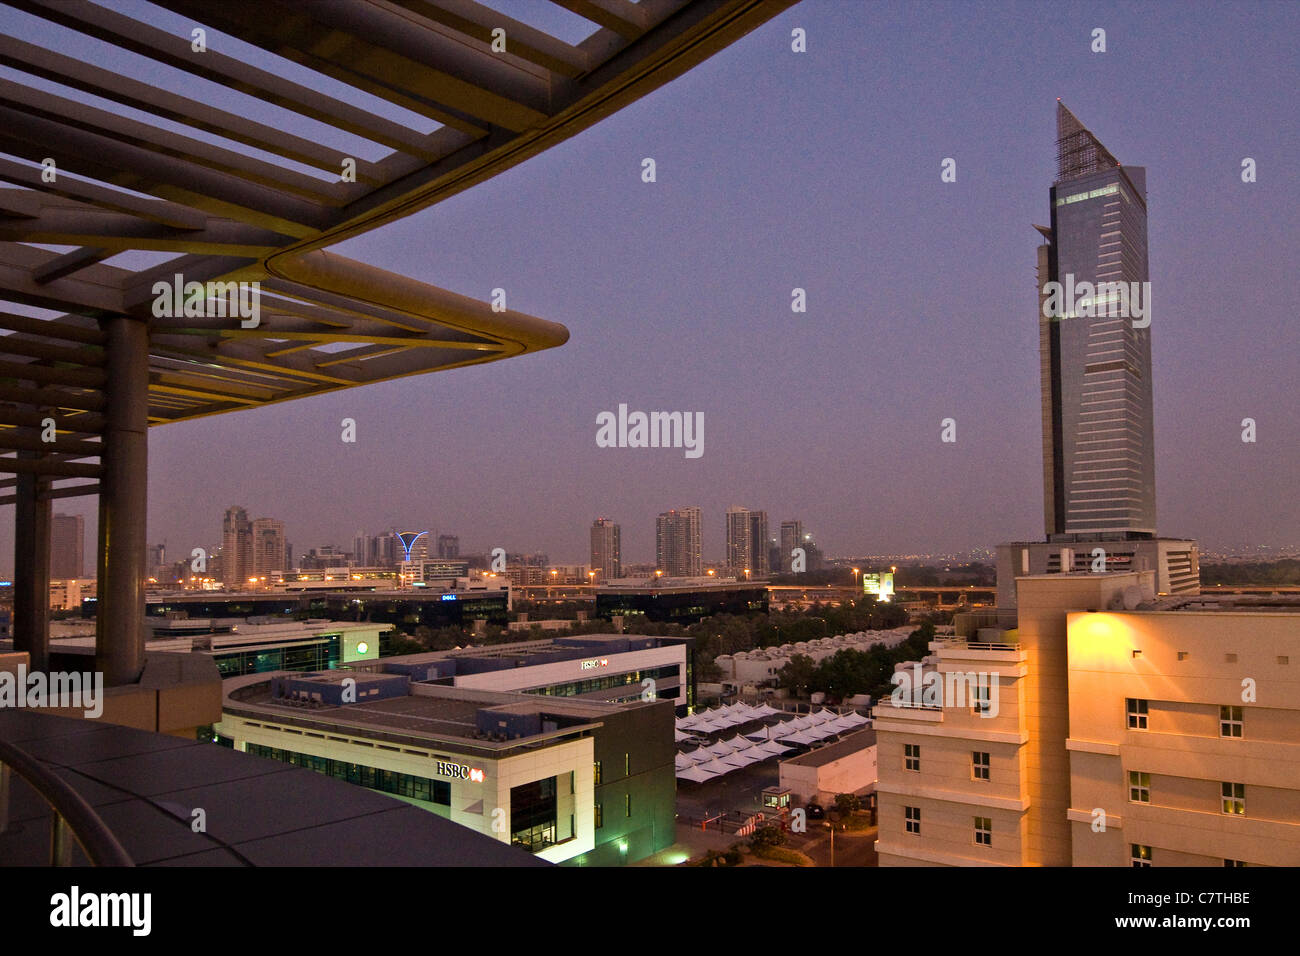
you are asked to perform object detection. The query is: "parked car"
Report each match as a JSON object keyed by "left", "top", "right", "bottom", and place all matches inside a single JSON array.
[{"left": 805, "top": 802, "right": 825, "bottom": 820}]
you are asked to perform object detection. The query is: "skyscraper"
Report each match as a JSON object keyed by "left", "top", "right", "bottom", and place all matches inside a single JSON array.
[
  {"left": 1041, "top": 100, "right": 1156, "bottom": 540},
  {"left": 252, "top": 518, "right": 287, "bottom": 575},
  {"left": 996, "top": 104, "right": 1198, "bottom": 605},
  {"left": 655, "top": 507, "right": 702, "bottom": 577},
  {"left": 725, "top": 507, "right": 769, "bottom": 577},
  {"left": 437, "top": 534, "right": 460, "bottom": 559},
  {"left": 221, "top": 506, "right": 253, "bottom": 586},
  {"left": 50, "top": 513, "right": 84, "bottom": 579},
  {"left": 780, "top": 520, "right": 803, "bottom": 572},
  {"left": 590, "top": 518, "right": 621, "bottom": 581}
]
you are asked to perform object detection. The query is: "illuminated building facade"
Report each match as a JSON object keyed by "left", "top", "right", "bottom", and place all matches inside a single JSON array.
[{"left": 875, "top": 571, "right": 1300, "bottom": 866}]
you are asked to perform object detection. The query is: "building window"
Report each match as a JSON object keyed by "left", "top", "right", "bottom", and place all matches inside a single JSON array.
[
  {"left": 625, "top": 793, "right": 631, "bottom": 817},
  {"left": 1221, "top": 782, "right": 1245, "bottom": 815},
  {"left": 1131, "top": 844, "right": 1152, "bottom": 867},
  {"left": 972, "top": 683, "right": 992, "bottom": 715},
  {"left": 1220, "top": 706, "right": 1243, "bottom": 738},
  {"left": 904, "top": 806, "right": 921, "bottom": 834},
  {"left": 509, "top": 776, "right": 558, "bottom": 853},
  {"left": 594, "top": 803, "right": 603, "bottom": 829},
  {"left": 1224, "top": 859, "right": 1246, "bottom": 867},
  {"left": 974, "top": 816, "right": 991, "bottom": 846},
  {"left": 1126, "top": 698, "right": 1148, "bottom": 729},
  {"left": 904, "top": 743, "right": 921, "bottom": 772},
  {"left": 1128, "top": 771, "right": 1150, "bottom": 803},
  {"left": 593, "top": 761, "right": 602, "bottom": 785},
  {"left": 972, "top": 752, "right": 990, "bottom": 781}
]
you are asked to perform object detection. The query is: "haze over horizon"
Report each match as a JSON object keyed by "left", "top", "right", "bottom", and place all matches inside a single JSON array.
[{"left": 3, "top": 0, "right": 1296, "bottom": 576}]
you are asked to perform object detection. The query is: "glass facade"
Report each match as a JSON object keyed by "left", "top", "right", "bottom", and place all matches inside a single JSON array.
[
  {"left": 525, "top": 663, "right": 681, "bottom": 701},
  {"left": 245, "top": 743, "right": 451, "bottom": 806},
  {"left": 212, "top": 635, "right": 341, "bottom": 677},
  {"left": 509, "top": 776, "right": 558, "bottom": 852},
  {"left": 1041, "top": 103, "right": 1156, "bottom": 539}
]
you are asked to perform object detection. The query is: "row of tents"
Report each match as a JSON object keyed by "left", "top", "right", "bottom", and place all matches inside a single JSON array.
[{"left": 674, "top": 707, "right": 872, "bottom": 781}]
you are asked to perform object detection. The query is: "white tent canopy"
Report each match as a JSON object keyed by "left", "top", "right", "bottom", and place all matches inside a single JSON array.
[{"left": 676, "top": 764, "right": 721, "bottom": 782}]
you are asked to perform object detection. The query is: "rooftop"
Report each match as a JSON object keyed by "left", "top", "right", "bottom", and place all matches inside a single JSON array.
[
  {"left": 782, "top": 729, "right": 878, "bottom": 768},
  {"left": 0, "top": 710, "right": 545, "bottom": 866}
]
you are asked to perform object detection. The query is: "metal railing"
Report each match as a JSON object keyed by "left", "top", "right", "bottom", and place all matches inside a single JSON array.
[{"left": 0, "top": 738, "right": 134, "bottom": 866}]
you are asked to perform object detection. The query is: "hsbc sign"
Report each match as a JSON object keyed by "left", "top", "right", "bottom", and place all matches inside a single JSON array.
[
  {"left": 580, "top": 658, "right": 609, "bottom": 670},
  {"left": 436, "top": 760, "right": 482, "bottom": 781}
]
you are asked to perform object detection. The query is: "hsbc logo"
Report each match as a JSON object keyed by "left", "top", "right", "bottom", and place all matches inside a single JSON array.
[
  {"left": 436, "top": 760, "right": 481, "bottom": 781},
  {"left": 581, "top": 658, "right": 609, "bottom": 670}
]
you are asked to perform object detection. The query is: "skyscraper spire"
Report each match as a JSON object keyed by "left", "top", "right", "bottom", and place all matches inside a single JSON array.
[{"left": 1055, "top": 100, "right": 1119, "bottom": 183}]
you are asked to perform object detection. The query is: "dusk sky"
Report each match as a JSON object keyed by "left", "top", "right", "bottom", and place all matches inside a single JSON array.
[{"left": 4, "top": 0, "right": 1297, "bottom": 575}]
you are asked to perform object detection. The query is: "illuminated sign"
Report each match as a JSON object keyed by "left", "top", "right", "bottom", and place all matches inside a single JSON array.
[
  {"left": 862, "top": 572, "right": 895, "bottom": 603},
  {"left": 440, "top": 593, "right": 456, "bottom": 601},
  {"left": 436, "top": 760, "right": 480, "bottom": 781},
  {"left": 580, "top": 658, "right": 610, "bottom": 670}
]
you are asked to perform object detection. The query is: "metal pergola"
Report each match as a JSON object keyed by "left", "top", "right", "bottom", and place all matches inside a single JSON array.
[{"left": 0, "top": 0, "right": 796, "bottom": 683}]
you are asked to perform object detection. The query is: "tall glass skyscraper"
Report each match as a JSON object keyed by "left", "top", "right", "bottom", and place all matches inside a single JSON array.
[{"left": 1039, "top": 101, "right": 1156, "bottom": 540}]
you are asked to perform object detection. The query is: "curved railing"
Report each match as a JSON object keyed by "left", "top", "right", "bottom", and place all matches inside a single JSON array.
[{"left": 0, "top": 737, "right": 134, "bottom": 866}]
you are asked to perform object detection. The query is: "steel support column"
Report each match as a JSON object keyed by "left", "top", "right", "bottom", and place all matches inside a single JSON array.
[
  {"left": 13, "top": 445, "right": 51, "bottom": 672},
  {"left": 94, "top": 316, "right": 149, "bottom": 686}
]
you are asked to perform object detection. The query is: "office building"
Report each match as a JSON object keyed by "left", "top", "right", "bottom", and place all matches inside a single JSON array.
[
  {"left": 221, "top": 506, "right": 253, "bottom": 587},
  {"left": 437, "top": 535, "right": 460, "bottom": 559},
  {"left": 590, "top": 518, "right": 622, "bottom": 582},
  {"left": 997, "top": 103, "right": 1198, "bottom": 606},
  {"left": 217, "top": 665, "right": 677, "bottom": 865},
  {"left": 596, "top": 578, "right": 767, "bottom": 627},
  {"left": 725, "top": 506, "right": 769, "bottom": 578},
  {"left": 875, "top": 570, "right": 1300, "bottom": 867},
  {"left": 251, "top": 518, "right": 287, "bottom": 576},
  {"left": 656, "top": 507, "right": 702, "bottom": 577},
  {"left": 50, "top": 513, "right": 84, "bottom": 580}
]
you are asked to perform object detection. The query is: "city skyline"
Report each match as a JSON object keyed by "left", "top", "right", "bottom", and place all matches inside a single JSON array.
[{"left": 0, "top": 3, "right": 1294, "bottom": 578}]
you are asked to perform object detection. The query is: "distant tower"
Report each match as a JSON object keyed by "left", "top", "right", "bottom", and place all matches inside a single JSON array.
[
  {"left": 725, "top": 507, "right": 769, "bottom": 577},
  {"left": 780, "top": 520, "right": 803, "bottom": 571},
  {"left": 251, "top": 518, "right": 287, "bottom": 574},
  {"left": 590, "top": 518, "right": 622, "bottom": 580},
  {"left": 655, "top": 508, "right": 702, "bottom": 577},
  {"left": 437, "top": 534, "right": 460, "bottom": 559},
  {"left": 221, "top": 506, "right": 253, "bottom": 586}
]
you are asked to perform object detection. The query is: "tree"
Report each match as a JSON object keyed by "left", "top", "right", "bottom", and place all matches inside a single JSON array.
[
  {"left": 834, "top": 793, "right": 861, "bottom": 815},
  {"left": 777, "top": 654, "right": 818, "bottom": 697}
]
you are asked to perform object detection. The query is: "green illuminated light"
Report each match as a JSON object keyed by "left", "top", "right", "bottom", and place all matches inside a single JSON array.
[{"left": 1054, "top": 183, "right": 1119, "bottom": 207}]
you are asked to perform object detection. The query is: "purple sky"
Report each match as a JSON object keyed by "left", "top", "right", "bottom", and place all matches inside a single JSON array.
[{"left": 6, "top": 1, "right": 1298, "bottom": 575}]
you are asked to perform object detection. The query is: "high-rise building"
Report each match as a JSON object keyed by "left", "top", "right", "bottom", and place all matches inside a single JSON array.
[
  {"left": 997, "top": 104, "right": 1198, "bottom": 606},
  {"left": 1040, "top": 101, "right": 1156, "bottom": 539},
  {"left": 780, "top": 520, "right": 804, "bottom": 572},
  {"left": 590, "top": 518, "right": 621, "bottom": 581},
  {"left": 221, "top": 506, "right": 253, "bottom": 586},
  {"left": 50, "top": 513, "right": 84, "bottom": 580},
  {"left": 725, "top": 507, "right": 768, "bottom": 577},
  {"left": 252, "top": 518, "right": 287, "bottom": 575},
  {"left": 655, "top": 508, "right": 701, "bottom": 577},
  {"left": 437, "top": 534, "right": 460, "bottom": 559},
  {"left": 352, "top": 531, "right": 371, "bottom": 567}
]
